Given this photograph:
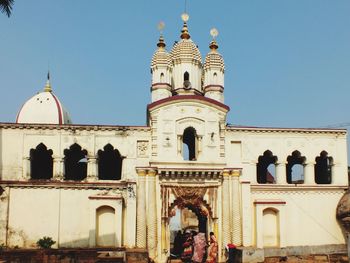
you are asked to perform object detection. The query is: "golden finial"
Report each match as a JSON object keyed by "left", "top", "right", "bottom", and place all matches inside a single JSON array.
[
  {"left": 157, "top": 21, "right": 166, "bottom": 48},
  {"left": 209, "top": 28, "right": 219, "bottom": 50},
  {"left": 180, "top": 12, "right": 190, "bottom": 39},
  {"left": 44, "top": 71, "right": 52, "bottom": 92}
]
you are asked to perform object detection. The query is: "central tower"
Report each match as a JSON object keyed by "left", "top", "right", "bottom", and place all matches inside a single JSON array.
[{"left": 150, "top": 13, "right": 226, "bottom": 103}]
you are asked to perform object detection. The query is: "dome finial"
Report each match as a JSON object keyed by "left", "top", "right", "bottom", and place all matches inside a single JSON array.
[
  {"left": 157, "top": 21, "right": 166, "bottom": 48},
  {"left": 180, "top": 12, "right": 190, "bottom": 39},
  {"left": 209, "top": 28, "right": 219, "bottom": 50},
  {"left": 44, "top": 71, "right": 52, "bottom": 92}
]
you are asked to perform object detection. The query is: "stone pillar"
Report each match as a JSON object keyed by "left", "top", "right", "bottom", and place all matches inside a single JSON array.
[
  {"left": 23, "top": 157, "right": 30, "bottom": 180},
  {"left": 231, "top": 170, "right": 242, "bottom": 246},
  {"left": 136, "top": 169, "right": 147, "bottom": 248},
  {"left": 87, "top": 157, "right": 98, "bottom": 182},
  {"left": 304, "top": 162, "right": 315, "bottom": 184},
  {"left": 53, "top": 157, "right": 64, "bottom": 180},
  {"left": 222, "top": 171, "right": 231, "bottom": 250},
  {"left": 276, "top": 162, "right": 287, "bottom": 184},
  {"left": 147, "top": 169, "right": 158, "bottom": 259}
]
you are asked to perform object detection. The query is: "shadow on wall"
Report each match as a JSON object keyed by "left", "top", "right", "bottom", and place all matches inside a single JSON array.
[{"left": 59, "top": 231, "right": 118, "bottom": 249}]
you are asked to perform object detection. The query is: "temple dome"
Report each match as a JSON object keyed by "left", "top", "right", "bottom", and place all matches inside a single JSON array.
[
  {"left": 151, "top": 49, "right": 171, "bottom": 67},
  {"left": 170, "top": 38, "right": 202, "bottom": 64},
  {"left": 204, "top": 40, "right": 225, "bottom": 71},
  {"left": 16, "top": 79, "right": 72, "bottom": 125},
  {"left": 151, "top": 36, "right": 171, "bottom": 68}
]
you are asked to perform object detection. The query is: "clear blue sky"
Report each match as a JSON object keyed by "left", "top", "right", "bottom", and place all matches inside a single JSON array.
[{"left": 1, "top": 0, "right": 349, "bottom": 130}]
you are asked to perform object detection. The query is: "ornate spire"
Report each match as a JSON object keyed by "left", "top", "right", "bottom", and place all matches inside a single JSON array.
[
  {"left": 180, "top": 13, "right": 190, "bottom": 39},
  {"left": 209, "top": 28, "right": 219, "bottom": 50},
  {"left": 44, "top": 71, "right": 52, "bottom": 92},
  {"left": 156, "top": 21, "right": 166, "bottom": 48},
  {"left": 157, "top": 34, "right": 166, "bottom": 48}
]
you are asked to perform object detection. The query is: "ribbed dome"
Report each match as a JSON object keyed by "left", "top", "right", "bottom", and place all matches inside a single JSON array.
[
  {"left": 170, "top": 39, "right": 202, "bottom": 63},
  {"left": 204, "top": 50, "right": 225, "bottom": 71},
  {"left": 16, "top": 80, "right": 72, "bottom": 125},
  {"left": 151, "top": 48, "right": 171, "bottom": 68}
]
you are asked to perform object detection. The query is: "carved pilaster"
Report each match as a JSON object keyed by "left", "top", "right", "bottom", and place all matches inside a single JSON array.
[
  {"left": 221, "top": 171, "right": 231, "bottom": 248},
  {"left": 136, "top": 169, "right": 147, "bottom": 248},
  {"left": 276, "top": 162, "right": 287, "bottom": 184},
  {"left": 87, "top": 157, "right": 98, "bottom": 182},
  {"left": 304, "top": 162, "right": 315, "bottom": 184},
  {"left": 147, "top": 169, "right": 158, "bottom": 259},
  {"left": 231, "top": 171, "right": 242, "bottom": 246},
  {"left": 53, "top": 157, "right": 64, "bottom": 180}
]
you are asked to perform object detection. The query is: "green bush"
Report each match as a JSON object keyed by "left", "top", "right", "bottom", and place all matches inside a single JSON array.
[{"left": 36, "top": 236, "right": 56, "bottom": 249}]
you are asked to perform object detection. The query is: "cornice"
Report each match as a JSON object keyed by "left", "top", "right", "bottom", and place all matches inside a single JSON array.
[
  {"left": 0, "top": 180, "right": 136, "bottom": 190},
  {"left": 0, "top": 122, "right": 151, "bottom": 132},
  {"left": 251, "top": 184, "right": 348, "bottom": 193},
  {"left": 147, "top": 95, "right": 230, "bottom": 112},
  {"left": 226, "top": 125, "right": 347, "bottom": 135}
]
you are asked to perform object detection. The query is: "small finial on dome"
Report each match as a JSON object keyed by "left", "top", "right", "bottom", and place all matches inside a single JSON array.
[
  {"left": 180, "top": 12, "right": 190, "bottom": 39},
  {"left": 44, "top": 71, "right": 52, "bottom": 92},
  {"left": 209, "top": 28, "right": 219, "bottom": 50},
  {"left": 157, "top": 21, "right": 166, "bottom": 48}
]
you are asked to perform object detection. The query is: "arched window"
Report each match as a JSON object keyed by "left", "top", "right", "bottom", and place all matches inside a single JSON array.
[
  {"left": 257, "top": 150, "right": 277, "bottom": 184},
  {"left": 184, "top": 71, "right": 189, "bottom": 82},
  {"left": 30, "top": 143, "right": 53, "bottom": 179},
  {"left": 183, "top": 127, "right": 197, "bottom": 161},
  {"left": 286, "top": 150, "right": 306, "bottom": 184},
  {"left": 160, "top": 72, "right": 164, "bottom": 82},
  {"left": 315, "top": 151, "right": 332, "bottom": 184},
  {"left": 183, "top": 71, "right": 191, "bottom": 89},
  {"left": 213, "top": 72, "right": 217, "bottom": 84},
  {"left": 98, "top": 144, "right": 123, "bottom": 180},
  {"left": 64, "top": 143, "right": 87, "bottom": 181}
]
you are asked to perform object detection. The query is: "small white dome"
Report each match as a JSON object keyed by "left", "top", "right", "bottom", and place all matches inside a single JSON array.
[{"left": 16, "top": 80, "right": 72, "bottom": 125}]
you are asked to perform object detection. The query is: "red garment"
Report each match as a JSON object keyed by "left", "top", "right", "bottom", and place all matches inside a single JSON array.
[{"left": 206, "top": 234, "right": 218, "bottom": 263}]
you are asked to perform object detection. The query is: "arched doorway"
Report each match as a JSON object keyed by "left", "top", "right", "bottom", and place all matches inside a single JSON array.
[
  {"left": 160, "top": 185, "right": 218, "bottom": 262},
  {"left": 167, "top": 197, "right": 211, "bottom": 259}
]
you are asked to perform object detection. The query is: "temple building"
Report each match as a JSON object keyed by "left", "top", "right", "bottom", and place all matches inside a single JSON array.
[{"left": 0, "top": 12, "right": 348, "bottom": 263}]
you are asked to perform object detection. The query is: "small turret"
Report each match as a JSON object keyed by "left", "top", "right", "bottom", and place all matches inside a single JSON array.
[
  {"left": 203, "top": 28, "right": 225, "bottom": 103},
  {"left": 150, "top": 22, "right": 172, "bottom": 102}
]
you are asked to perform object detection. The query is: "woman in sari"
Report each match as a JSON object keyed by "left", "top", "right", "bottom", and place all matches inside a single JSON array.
[
  {"left": 206, "top": 232, "right": 218, "bottom": 263},
  {"left": 192, "top": 232, "right": 207, "bottom": 263}
]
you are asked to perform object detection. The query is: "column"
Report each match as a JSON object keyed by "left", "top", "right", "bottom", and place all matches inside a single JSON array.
[
  {"left": 136, "top": 169, "right": 147, "bottom": 248},
  {"left": 53, "top": 157, "right": 64, "bottom": 180},
  {"left": 221, "top": 170, "right": 231, "bottom": 250},
  {"left": 231, "top": 170, "right": 242, "bottom": 246},
  {"left": 22, "top": 157, "right": 30, "bottom": 180},
  {"left": 304, "top": 162, "right": 315, "bottom": 184},
  {"left": 241, "top": 182, "right": 252, "bottom": 246},
  {"left": 87, "top": 157, "right": 98, "bottom": 182},
  {"left": 147, "top": 169, "right": 157, "bottom": 259},
  {"left": 276, "top": 162, "right": 287, "bottom": 184}
]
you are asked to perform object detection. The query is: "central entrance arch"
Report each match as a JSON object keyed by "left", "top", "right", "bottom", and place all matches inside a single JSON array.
[{"left": 160, "top": 185, "right": 218, "bottom": 261}]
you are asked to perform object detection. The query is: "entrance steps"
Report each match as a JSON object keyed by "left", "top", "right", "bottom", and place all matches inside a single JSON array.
[{"left": 97, "top": 250, "right": 125, "bottom": 262}]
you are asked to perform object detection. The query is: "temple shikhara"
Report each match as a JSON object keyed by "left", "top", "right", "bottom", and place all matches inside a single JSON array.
[{"left": 0, "top": 11, "right": 348, "bottom": 263}]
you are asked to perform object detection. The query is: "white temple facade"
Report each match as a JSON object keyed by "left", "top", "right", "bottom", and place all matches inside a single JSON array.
[{"left": 0, "top": 13, "right": 348, "bottom": 263}]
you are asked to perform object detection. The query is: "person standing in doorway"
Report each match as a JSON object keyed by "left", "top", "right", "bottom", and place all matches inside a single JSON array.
[
  {"left": 192, "top": 232, "right": 207, "bottom": 263},
  {"left": 206, "top": 232, "right": 218, "bottom": 263}
]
